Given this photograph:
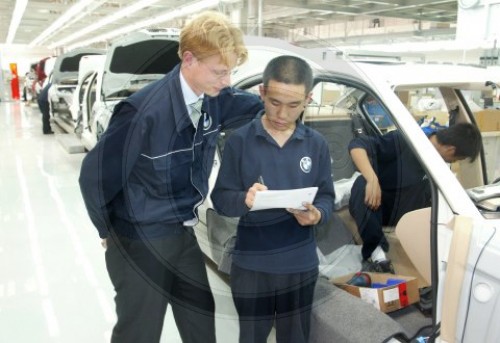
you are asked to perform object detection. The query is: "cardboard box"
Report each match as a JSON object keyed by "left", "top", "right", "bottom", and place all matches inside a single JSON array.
[
  {"left": 331, "top": 272, "right": 420, "bottom": 313},
  {"left": 474, "top": 110, "right": 500, "bottom": 132},
  {"left": 322, "top": 89, "right": 341, "bottom": 104}
]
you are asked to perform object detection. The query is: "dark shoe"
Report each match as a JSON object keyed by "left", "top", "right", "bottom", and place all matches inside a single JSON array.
[
  {"left": 377, "top": 260, "right": 395, "bottom": 274},
  {"left": 43, "top": 130, "right": 54, "bottom": 135},
  {"left": 361, "top": 258, "right": 380, "bottom": 272},
  {"left": 361, "top": 258, "right": 395, "bottom": 274}
]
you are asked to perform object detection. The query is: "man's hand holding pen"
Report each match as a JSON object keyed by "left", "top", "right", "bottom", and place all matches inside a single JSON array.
[{"left": 245, "top": 176, "right": 268, "bottom": 209}]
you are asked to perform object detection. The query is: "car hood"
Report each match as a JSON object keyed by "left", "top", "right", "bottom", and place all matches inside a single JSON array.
[{"left": 102, "top": 33, "right": 180, "bottom": 99}]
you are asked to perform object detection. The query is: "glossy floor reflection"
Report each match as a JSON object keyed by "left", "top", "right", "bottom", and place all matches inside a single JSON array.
[{"left": 0, "top": 101, "right": 276, "bottom": 343}]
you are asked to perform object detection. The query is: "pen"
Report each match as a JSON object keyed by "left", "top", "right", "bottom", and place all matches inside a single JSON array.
[{"left": 258, "top": 175, "right": 265, "bottom": 186}]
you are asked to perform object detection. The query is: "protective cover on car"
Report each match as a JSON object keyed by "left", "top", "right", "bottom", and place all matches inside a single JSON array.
[
  {"left": 102, "top": 29, "right": 181, "bottom": 100},
  {"left": 51, "top": 48, "right": 105, "bottom": 84}
]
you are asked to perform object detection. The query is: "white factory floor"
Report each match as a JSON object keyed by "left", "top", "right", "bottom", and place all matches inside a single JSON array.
[{"left": 0, "top": 100, "right": 275, "bottom": 343}]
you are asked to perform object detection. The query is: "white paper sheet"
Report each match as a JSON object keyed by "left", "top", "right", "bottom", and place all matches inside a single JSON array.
[{"left": 250, "top": 187, "right": 318, "bottom": 211}]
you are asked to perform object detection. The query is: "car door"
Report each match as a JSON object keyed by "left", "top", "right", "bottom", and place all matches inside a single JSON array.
[
  {"left": 79, "top": 70, "right": 101, "bottom": 151},
  {"left": 367, "top": 74, "right": 500, "bottom": 342}
]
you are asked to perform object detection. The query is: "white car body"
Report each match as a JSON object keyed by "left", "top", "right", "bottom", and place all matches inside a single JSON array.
[
  {"left": 48, "top": 48, "right": 105, "bottom": 132},
  {"left": 78, "top": 28, "right": 180, "bottom": 150},
  {"left": 70, "top": 54, "right": 106, "bottom": 132},
  {"left": 192, "top": 36, "right": 500, "bottom": 342}
]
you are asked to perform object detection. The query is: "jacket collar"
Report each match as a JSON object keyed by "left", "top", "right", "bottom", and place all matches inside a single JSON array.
[
  {"left": 167, "top": 65, "right": 203, "bottom": 133},
  {"left": 255, "top": 110, "right": 306, "bottom": 141}
]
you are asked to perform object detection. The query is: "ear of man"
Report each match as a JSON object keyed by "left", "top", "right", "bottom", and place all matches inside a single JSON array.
[{"left": 444, "top": 145, "right": 456, "bottom": 155}]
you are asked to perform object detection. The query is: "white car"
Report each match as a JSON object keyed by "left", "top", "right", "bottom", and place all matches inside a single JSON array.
[
  {"left": 192, "top": 36, "right": 500, "bottom": 342},
  {"left": 69, "top": 54, "right": 106, "bottom": 137},
  {"left": 78, "top": 28, "right": 180, "bottom": 150},
  {"left": 47, "top": 48, "right": 105, "bottom": 132}
]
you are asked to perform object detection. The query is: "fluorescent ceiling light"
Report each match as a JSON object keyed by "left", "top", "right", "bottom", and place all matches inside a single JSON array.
[
  {"left": 29, "top": 0, "right": 97, "bottom": 47},
  {"left": 6, "top": 0, "right": 28, "bottom": 44},
  {"left": 67, "top": 0, "right": 220, "bottom": 51},
  {"left": 54, "top": 0, "right": 107, "bottom": 40},
  {"left": 49, "top": 0, "right": 163, "bottom": 49}
]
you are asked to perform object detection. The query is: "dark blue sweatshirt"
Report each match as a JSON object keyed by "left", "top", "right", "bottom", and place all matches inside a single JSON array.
[
  {"left": 348, "top": 130, "right": 431, "bottom": 191},
  {"left": 211, "top": 115, "right": 335, "bottom": 274}
]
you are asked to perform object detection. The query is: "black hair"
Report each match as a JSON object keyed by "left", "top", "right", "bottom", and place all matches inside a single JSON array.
[
  {"left": 434, "top": 122, "right": 482, "bottom": 162},
  {"left": 262, "top": 55, "right": 313, "bottom": 94}
]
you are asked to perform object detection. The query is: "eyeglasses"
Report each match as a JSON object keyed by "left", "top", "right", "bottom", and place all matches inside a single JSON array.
[
  {"left": 207, "top": 67, "right": 231, "bottom": 79},
  {"left": 197, "top": 58, "right": 232, "bottom": 79}
]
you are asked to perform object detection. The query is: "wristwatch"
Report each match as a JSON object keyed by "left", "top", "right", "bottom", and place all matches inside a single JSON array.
[{"left": 458, "top": 0, "right": 480, "bottom": 9}]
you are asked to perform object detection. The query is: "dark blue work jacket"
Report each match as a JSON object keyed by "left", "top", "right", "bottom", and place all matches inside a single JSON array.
[
  {"left": 211, "top": 115, "right": 335, "bottom": 273},
  {"left": 79, "top": 64, "right": 263, "bottom": 238},
  {"left": 348, "top": 130, "right": 434, "bottom": 191}
]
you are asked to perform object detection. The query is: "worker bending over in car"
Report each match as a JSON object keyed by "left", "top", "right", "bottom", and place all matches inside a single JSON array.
[{"left": 348, "top": 122, "right": 482, "bottom": 273}]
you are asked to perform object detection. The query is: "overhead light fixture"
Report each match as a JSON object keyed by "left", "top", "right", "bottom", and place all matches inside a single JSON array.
[
  {"left": 6, "top": 0, "right": 28, "bottom": 44},
  {"left": 66, "top": 0, "right": 219, "bottom": 51},
  {"left": 29, "top": 0, "right": 96, "bottom": 47},
  {"left": 49, "top": 0, "right": 163, "bottom": 49}
]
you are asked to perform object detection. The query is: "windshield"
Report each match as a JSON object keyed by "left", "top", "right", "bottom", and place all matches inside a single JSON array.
[{"left": 60, "top": 53, "right": 102, "bottom": 72}]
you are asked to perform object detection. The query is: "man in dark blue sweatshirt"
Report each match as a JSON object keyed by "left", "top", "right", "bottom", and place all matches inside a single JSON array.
[
  {"left": 78, "top": 11, "right": 263, "bottom": 343},
  {"left": 348, "top": 122, "right": 482, "bottom": 273},
  {"left": 211, "top": 55, "right": 335, "bottom": 343}
]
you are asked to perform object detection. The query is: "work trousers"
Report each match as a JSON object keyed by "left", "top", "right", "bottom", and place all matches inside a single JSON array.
[
  {"left": 37, "top": 99, "right": 52, "bottom": 134},
  {"left": 230, "top": 264, "right": 318, "bottom": 343},
  {"left": 349, "top": 175, "right": 431, "bottom": 260},
  {"left": 105, "top": 226, "right": 216, "bottom": 343}
]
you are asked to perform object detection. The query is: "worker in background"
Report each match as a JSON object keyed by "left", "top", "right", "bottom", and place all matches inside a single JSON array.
[
  {"left": 37, "top": 82, "right": 53, "bottom": 134},
  {"left": 348, "top": 122, "right": 482, "bottom": 273}
]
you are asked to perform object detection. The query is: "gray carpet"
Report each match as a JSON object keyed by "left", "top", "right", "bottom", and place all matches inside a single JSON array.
[
  {"left": 388, "top": 304, "right": 433, "bottom": 339},
  {"left": 310, "top": 277, "right": 406, "bottom": 343}
]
